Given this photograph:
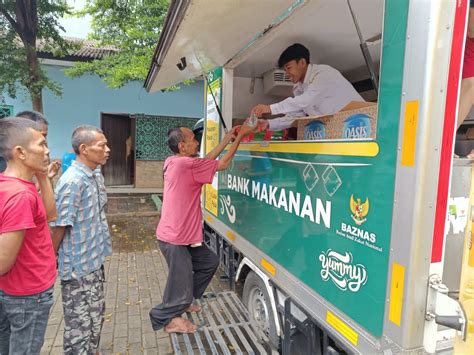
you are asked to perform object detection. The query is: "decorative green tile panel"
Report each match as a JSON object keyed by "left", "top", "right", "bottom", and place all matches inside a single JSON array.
[
  {"left": 0, "top": 105, "right": 13, "bottom": 118},
  {"left": 133, "top": 114, "right": 198, "bottom": 161}
]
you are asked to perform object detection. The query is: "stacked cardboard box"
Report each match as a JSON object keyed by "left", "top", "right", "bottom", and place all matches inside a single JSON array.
[{"left": 294, "top": 101, "right": 378, "bottom": 141}]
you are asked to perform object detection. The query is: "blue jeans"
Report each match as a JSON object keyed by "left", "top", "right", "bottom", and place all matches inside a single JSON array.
[{"left": 0, "top": 287, "right": 54, "bottom": 355}]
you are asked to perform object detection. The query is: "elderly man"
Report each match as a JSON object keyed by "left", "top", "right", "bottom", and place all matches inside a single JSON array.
[
  {"left": 51, "top": 125, "right": 111, "bottom": 355},
  {"left": 0, "top": 117, "right": 57, "bottom": 354},
  {"left": 150, "top": 124, "right": 253, "bottom": 333},
  {"left": 253, "top": 43, "right": 363, "bottom": 131}
]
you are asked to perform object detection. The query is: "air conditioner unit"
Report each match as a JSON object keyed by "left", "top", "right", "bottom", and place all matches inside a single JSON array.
[{"left": 263, "top": 69, "right": 293, "bottom": 96}]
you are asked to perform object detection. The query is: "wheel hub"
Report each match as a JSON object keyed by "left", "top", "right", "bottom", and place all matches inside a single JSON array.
[{"left": 249, "top": 287, "right": 270, "bottom": 335}]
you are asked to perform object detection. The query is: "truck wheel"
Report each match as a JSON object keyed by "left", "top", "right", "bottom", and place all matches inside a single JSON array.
[{"left": 242, "top": 271, "right": 279, "bottom": 349}]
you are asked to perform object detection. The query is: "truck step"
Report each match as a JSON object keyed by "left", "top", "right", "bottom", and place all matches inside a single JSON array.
[{"left": 170, "top": 291, "right": 274, "bottom": 354}]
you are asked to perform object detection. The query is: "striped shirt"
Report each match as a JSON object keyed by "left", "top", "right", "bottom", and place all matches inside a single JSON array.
[{"left": 53, "top": 160, "right": 112, "bottom": 280}]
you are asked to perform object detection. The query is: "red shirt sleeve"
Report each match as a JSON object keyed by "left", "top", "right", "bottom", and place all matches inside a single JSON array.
[
  {"left": 192, "top": 159, "right": 219, "bottom": 184},
  {"left": 0, "top": 191, "right": 37, "bottom": 233}
]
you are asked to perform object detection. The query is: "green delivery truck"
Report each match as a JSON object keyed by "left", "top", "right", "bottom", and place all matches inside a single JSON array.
[{"left": 145, "top": 0, "right": 473, "bottom": 353}]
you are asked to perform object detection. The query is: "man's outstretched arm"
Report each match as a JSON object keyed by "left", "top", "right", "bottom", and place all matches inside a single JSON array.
[
  {"left": 217, "top": 125, "right": 254, "bottom": 171},
  {"left": 205, "top": 126, "right": 240, "bottom": 160}
]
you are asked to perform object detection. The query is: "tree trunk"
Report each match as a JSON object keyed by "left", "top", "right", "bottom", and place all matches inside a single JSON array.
[
  {"left": 31, "top": 92, "right": 43, "bottom": 113},
  {"left": 25, "top": 44, "right": 43, "bottom": 113},
  {"left": 15, "top": 0, "right": 42, "bottom": 113}
]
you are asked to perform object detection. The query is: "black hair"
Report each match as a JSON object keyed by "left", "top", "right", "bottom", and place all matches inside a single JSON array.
[
  {"left": 471, "top": 0, "right": 474, "bottom": 8},
  {"left": 167, "top": 128, "right": 184, "bottom": 154},
  {"left": 16, "top": 110, "right": 49, "bottom": 125},
  {"left": 71, "top": 125, "right": 104, "bottom": 154},
  {"left": 278, "top": 43, "right": 310, "bottom": 68},
  {"left": 0, "top": 117, "right": 41, "bottom": 161}
]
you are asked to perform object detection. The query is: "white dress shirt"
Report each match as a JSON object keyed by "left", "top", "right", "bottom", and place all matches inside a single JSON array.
[{"left": 269, "top": 64, "right": 364, "bottom": 130}]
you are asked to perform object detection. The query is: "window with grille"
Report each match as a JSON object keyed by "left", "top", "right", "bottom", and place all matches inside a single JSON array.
[
  {"left": 0, "top": 105, "right": 13, "bottom": 118},
  {"left": 133, "top": 115, "right": 198, "bottom": 161}
]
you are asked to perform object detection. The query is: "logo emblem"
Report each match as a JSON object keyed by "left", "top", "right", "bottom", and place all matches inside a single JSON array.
[
  {"left": 350, "top": 194, "right": 369, "bottom": 225},
  {"left": 304, "top": 120, "right": 326, "bottom": 140},
  {"left": 219, "top": 195, "right": 236, "bottom": 224},
  {"left": 302, "top": 164, "right": 319, "bottom": 192},
  {"left": 343, "top": 113, "right": 371, "bottom": 139},
  {"left": 319, "top": 249, "right": 368, "bottom": 292}
]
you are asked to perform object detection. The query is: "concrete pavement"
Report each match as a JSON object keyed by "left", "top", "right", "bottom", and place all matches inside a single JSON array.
[{"left": 40, "top": 218, "right": 227, "bottom": 354}]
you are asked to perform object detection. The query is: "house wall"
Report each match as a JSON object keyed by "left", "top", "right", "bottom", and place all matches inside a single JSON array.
[
  {"left": 135, "top": 161, "right": 164, "bottom": 188},
  {"left": 3, "top": 64, "right": 204, "bottom": 159}
]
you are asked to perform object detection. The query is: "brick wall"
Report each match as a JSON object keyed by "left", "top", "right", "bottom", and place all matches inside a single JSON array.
[{"left": 135, "top": 160, "right": 164, "bottom": 188}]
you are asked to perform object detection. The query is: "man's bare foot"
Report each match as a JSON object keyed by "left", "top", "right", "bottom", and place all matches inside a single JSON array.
[
  {"left": 185, "top": 304, "right": 201, "bottom": 313},
  {"left": 164, "top": 317, "right": 197, "bottom": 333}
]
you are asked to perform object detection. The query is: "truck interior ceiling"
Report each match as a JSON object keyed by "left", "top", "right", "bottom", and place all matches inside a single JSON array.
[{"left": 231, "top": 0, "right": 383, "bottom": 142}]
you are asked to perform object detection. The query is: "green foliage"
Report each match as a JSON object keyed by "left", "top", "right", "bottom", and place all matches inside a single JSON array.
[
  {"left": 65, "top": 0, "right": 170, "bottom": 88},
  {"left": 0, "top": 0, "right": 71, "bottom": 102}
]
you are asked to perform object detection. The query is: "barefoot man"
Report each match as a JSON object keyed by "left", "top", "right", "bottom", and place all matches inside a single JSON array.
[{"left": 150, "top": 124, "right": 253, "bottom": 333}]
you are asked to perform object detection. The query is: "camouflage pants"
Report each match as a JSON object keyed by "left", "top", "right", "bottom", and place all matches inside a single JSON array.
[{"left": 61, "top": 266, "right": 105, "bottom": 355}]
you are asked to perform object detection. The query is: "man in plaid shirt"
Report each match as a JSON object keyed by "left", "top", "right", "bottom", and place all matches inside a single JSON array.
[{"left": 51, "top": 125, "right": 111, "bottom": 355}]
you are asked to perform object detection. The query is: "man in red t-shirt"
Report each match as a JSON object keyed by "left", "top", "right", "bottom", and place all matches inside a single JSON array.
[
  {"left": 150, "top": 124, "right": 253, "bottom": 333},
  {"left": 0, "top": 117, "right": 57, "bottom": 354}
]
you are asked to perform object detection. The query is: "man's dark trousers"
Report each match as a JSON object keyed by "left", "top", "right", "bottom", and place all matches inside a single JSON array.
[{"left": 150, "top": 241, "right": 219, "bottom": 330}]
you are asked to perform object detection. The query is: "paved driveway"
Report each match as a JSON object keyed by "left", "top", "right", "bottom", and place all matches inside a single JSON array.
[{"left": 41, "top": 219, "right": 228, "bottom": 354}]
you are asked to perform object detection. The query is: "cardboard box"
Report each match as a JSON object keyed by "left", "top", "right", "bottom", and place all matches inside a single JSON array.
[
  {"left": 331, "top": 102, "right": 377, "bottom": 139},
  {"left": 295, "top": 101, "right": 377, "bottom": 141},
  {"left": 295, "top": 114, "right": 335, "bottom": 140}
]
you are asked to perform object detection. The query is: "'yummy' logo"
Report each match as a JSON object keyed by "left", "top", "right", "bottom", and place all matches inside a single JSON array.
[{"left": 319, "top": 250, "right": 368, "bottom": 292}]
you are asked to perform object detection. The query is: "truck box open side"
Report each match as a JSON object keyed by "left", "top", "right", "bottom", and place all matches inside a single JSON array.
[{"left": 145, "top": 0, "right": 470, "bottom": 353}]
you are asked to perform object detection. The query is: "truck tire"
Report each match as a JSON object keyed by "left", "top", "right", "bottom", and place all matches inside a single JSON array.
[{"left": 242, "top": 271, "right": 279, "bottom": 349}]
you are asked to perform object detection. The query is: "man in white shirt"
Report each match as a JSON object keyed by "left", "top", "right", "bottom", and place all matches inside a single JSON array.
[{"left": 253, "top": 43, "right": 364, "bottom": 131}]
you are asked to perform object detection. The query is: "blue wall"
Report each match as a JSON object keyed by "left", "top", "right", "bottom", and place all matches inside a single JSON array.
[{"left": 4, "top": 64, "right": 204, "bottom": 158}]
